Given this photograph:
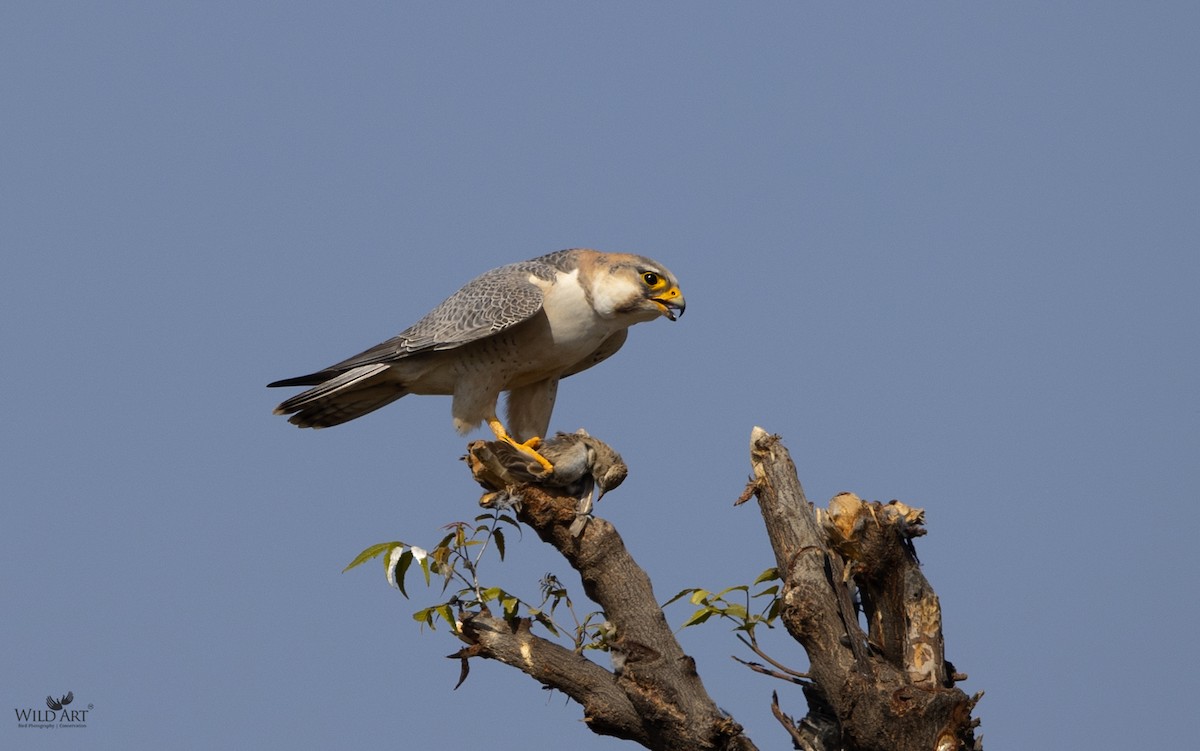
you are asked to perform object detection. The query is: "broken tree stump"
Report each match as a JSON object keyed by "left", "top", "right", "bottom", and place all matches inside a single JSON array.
[{"left": 748, "top": 427, "right": 982, "bottom": 751}]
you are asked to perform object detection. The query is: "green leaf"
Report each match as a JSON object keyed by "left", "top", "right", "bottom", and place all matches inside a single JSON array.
[
  {"left": 688, "top": 589, "right": 711, "bottom": 605},
  {"left": 419, "top": 555, "right": 432, "bottom": 586},
  {"left": 393, "top": 550, "right": 415, "bottom": 597},
  {"left": 431, "top": 545, "right": 451, "bottom": 576},
  {"left": 501, "top": 595, "right": 519, "bottom": 620},
  {"left": 754, "top": 567, "right": 780, "bottom": 585},
  {"left": 498, "top": 514, "right": 519, "bottom": 528},
  {"left": 753, "top": 585, "right": 779, "bottom": 598},
  {"left": 481, "top": 586, "right": 504, "bottom": 603},
  {"left": 724, "top": 603, "right": 749, "bottom": 620},
  {"left": 579, "top": 611, "right": 604, "bottom": 630},
  {"left": 663, "top": 588, "right": 701, "bottom": 607},
  {"left": 413, "top": 607, "right": 434, "bottom": 628},
  {"left": 342, "top": 542, "right": 402, "bottom": 573},
  {"left": 716, "top": 585, "right": 749, "bottom": 598},
  {"left": 682, "top": 607, "right": 715, "bottom": 628},
  {"left": 436, "top": 604, "right": 456, "bottom": 630},
  {"left": 493, "top": 528, "right": 506, "bottom": 561},
  {"left": 533, "top": 610, "right": 559, "bottom": 636}
]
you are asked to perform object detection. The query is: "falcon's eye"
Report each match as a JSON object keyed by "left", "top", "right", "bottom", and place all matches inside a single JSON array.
[{"left": 642, "top": 272, "right": 661, "bottom": 288}]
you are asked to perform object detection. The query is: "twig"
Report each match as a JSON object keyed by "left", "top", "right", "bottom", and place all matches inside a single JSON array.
[
  {"left": 736, "top": 633, "right": 811, "bottom": 680},
  {"left": 732, "top": 655, "right": 812, "bottom": 686},
  {"left": 770, "top": 691, "right": 809, "bottom": 750}
]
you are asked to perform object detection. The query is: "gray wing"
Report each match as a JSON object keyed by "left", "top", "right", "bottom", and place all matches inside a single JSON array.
[
  {"left": 276, "top": 258, "right": 558, "bottom": 385},
  {"left": 391, "top": 261, "right": 554, "bottom": 352}
]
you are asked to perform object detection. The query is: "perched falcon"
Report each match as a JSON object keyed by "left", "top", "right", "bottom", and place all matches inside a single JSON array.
[{"left": 268, "top": 249, "right": 684, "bottom": 469}]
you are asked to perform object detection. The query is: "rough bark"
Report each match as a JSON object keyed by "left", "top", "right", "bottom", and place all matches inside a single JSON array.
[
  {"left": 748, "top": 427, "right": 981, "bottom": 751},
  {"left": 455, "top": 611, "right": 650, "bottom": 744},
  {"left": 450, "top": 429, "right": 981, "bottom": 750},
  {"left": 462, "top": 437, "right": 758, "bottom": 751}
]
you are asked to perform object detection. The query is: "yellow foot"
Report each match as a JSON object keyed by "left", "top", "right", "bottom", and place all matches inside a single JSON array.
[
  {"left": 511, "top": 438, "right": 555, "bottom": 473},
  {"left": 487, "top": 419, "right": 555, "bottom": 473}
]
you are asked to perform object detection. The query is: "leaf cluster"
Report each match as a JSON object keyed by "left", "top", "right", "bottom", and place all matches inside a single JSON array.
[
  {"left": 667, "top": 567, "right": 781, "bottom": 635},
  {"left": 667, "top": 568, "right": 812, "bottom": 686},
  {"left": 343, "top": 510, "right": 610, "bottom": 652}
]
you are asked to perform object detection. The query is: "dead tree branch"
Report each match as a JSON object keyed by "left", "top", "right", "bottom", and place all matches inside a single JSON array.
[
  {"left": 462, "top": 435, "right": 758, "bottom": 751},
  {"left": 748, "top": 427, "right": 981, "bottom": 751},
  {"left": 454, "top": 610, "right": 650, "bottom": 744},
  {"left": 444, "top": 428, "right": 981, "bottom": 750}
]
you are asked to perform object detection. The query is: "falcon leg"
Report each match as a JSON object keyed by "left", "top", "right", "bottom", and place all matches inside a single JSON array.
[{"left": 487, "top": 418, "right": 555, "bottom": 472}]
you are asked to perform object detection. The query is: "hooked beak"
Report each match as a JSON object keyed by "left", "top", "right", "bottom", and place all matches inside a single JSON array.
[{"left": 652, "top": 288, "right": 686, "bottom": 321}]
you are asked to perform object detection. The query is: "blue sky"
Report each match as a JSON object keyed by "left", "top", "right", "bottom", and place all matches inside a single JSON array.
[{"left": 3, "top": 3, "right": 1197, "bottom": 748}]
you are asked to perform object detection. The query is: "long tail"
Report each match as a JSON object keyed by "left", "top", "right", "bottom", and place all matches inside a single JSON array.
[{"left": 269, "top": 363, "right": 406, "bottom": 428}]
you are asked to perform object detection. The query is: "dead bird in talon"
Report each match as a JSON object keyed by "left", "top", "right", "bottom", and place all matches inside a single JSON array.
[{"left": 467, "top": 430, "right": 627, "bottom": 536}]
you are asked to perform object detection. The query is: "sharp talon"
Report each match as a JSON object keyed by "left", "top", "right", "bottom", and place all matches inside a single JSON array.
[
  {"left": 487, "top": 418, "right": 554, "bottom": 472},
  {"left": 515, "top": 440, "right": 555, "bottom": 473}
]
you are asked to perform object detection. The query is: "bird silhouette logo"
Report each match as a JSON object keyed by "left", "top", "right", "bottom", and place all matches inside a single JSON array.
[{"left": 45, "top": 691, "right": 73, "bottom": 711}]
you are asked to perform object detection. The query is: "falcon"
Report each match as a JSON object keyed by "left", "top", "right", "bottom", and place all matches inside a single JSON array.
[{"left": 268, "top": 249, "right": 685, "bottom": 469}]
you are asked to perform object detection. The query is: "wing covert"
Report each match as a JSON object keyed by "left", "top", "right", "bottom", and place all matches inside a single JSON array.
[{"left": 323, "top": 259, "right": 556, "bottom": 371}]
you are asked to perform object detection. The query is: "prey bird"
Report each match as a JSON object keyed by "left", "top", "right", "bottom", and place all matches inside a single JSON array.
[
  {"left": 466, "top": 429, "right": 628, "bottom": 535},
  {"left": 268, "top": 249, "right": 684, "bottom": 469}
]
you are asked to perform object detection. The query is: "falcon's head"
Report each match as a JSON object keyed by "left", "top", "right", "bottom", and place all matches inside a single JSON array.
[{"left": 583, "top": 253, "right": 686, "bottom": 323}]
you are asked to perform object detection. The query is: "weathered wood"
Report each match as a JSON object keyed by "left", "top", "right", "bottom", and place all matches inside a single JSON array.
[
  {"left": 748, "top": 428, "right": 981, "bottom": 751},
  {"left": 455, "top": 610, "right": 650, "bottom": 744},
  {"left": 825, "top": 493, "right": 950, "bottom": 688},
  {"left": 462, "top": 435, "right": 759, "bottom": 751},
  {"left": 450, "top": 429, "right": 981, "bottom": 750}
]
